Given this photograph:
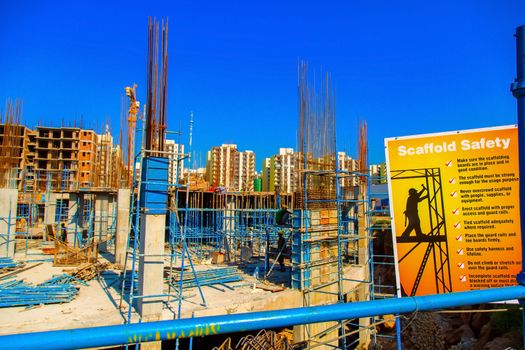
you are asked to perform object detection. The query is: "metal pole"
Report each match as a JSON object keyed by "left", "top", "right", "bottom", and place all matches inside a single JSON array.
[
  {"left": 514, "top": 25, "right": 525, "bottom": 283},
  {"left": 511, "top": 24, "right": 525, "bottom": 349},
  {"left": 2, "top": 286, "right": 525, "bottom": 350}
]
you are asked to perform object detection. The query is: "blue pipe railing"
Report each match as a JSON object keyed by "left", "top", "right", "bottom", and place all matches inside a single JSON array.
[{"left": 1, "top": 286, "right": 525, "bottom": 350}]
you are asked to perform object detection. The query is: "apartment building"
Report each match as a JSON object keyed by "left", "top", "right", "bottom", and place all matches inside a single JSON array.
[
  {"left": 369, "top": 163, "right": 387, "bottom": 184},
  {"left": 205, "top": 144, "right": 237, "bottom": 189},
  {"left": 79, "top": 130, "right": 98, "bottom": 188},
  {"left": 0, "top": 123, "right": 33, "bottom": 189},
  {"left": 233, "top": 150, "right": 255, "bottom": 191},
  {"left": 337, "top": 151, "right": 359, "bottom": 187},
  {"left": 259, "top": 148, "right": 297, "bottom": 194},
  {"left": 165, "top": 140, "right": 185, "bottom": 185},
  {"left": 35, "top": 126, "right": 80, "bottom": 191},
  {"left": 96, "top": 126, "right": 123, "bottom": 188},
  {"left": 260, "top": 158, "right": 271, "bottom": 192},
  {"left": 272, "top": 148, "right": 296, "bottom": 193}
]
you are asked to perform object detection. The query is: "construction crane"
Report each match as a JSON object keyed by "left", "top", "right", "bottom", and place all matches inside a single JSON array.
[{"left": 125, "top": 84, "right": 139, "bottom": 188}]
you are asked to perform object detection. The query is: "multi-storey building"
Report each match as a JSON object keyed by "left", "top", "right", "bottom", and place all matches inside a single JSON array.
[
  {"left": 205, "top": 144, "right": 238, "bottom": 189},
  {"left": 35, "top": 126, "right": 80, "bottom": 191},
  {"left": 233, "top": 150, "right": 255, "bottom": 191},
  {"left": 96, "top": 125, "right": 123, "bottom": 188},
  {"left": 165, "top": 140, "right": 185, "bottom": 185},
  {"left": 1, "top": 123, "right": 125, "bottom": 192},
  {"left": 79, "top": 130, "right": 98, "bottom": 188},
  {"left": 337, "top": 151, "right": 359, "bottom": 187},
  {"left": 369, "top": 163, "right": 387, "bottom": 184},
  {"left": 260, "top": 148, "right": 297, "bottom": 194},
  {"left": 271, "top": 148, "right": 297, "bottom": 194},
  {"left": 0, "top": 123, "right": 33, "bottom": 189},
  {"left": 261, "top": 158, "right": 271, "bottom": 192}
]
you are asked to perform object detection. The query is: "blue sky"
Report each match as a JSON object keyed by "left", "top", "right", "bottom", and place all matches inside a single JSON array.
[{"left": 1, "top": 1, "right": 524, "bottom": 169}]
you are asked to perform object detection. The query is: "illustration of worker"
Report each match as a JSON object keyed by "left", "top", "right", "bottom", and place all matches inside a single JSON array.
[{"left": 400, "top": 185, "right": 428, "bottom": 239}]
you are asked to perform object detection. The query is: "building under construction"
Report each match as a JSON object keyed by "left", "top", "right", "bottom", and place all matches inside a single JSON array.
[{"left": 0, "top": 18, "right": 397, "bottom": 350}]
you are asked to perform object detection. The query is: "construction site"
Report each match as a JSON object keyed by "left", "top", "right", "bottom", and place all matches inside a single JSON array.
[
  {"left": 4, "top": 13, "right": 525, "bottom": 350},
  {"left": 0, "top": 17, "right": 398, "bottom": 350}
]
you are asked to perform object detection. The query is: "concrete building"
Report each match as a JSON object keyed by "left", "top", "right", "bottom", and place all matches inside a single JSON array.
[
  {"left": 261, "top": 157, "right": 271, "bottom": 192},
  {"left": 233, "top": 150, "right": 255, "bottom": 191},
  {"left": 369, "top": 162, "right": 387, "bottom": 184},
  {"left": 164, "top": 139, "right": 185, "bottom": 185},
  {"left": 205, "top": 144, "right": 237, "bottom": 189},
  {"left": 79, "top": 129, "right": 98, "bottom": 188},
  {"left": 260, "top": 148, "right": 297, "bottom": 193},
  {"left": 35, "top": 126, "right": 81, "bottom": 191},
  {"left": 337, "top": 151, "right": 359, "bottom": 187},
  {"left": 272, "top": 148, "right": 297, "bottom": 194}
]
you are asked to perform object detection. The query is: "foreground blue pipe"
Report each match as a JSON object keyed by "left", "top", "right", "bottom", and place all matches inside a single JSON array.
[{"left": 1, "top": 286, "right": 525, "bottom": 350}]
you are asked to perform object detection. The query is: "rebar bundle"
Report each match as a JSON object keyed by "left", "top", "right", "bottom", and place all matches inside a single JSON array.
[
  {"left": 358, "top": 120, "right": 368, "bottom": 182},
  {"left": 0, "top": 99, "right": 23, "bottom": 188},
  {"left": 145, "top": 17, "right": 169, "bottom": 155},
  {"left": 296, "top": 62, "right": 337, "bottom": 208}
]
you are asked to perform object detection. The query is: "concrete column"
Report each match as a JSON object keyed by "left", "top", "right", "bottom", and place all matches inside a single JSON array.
[
  {"left": 44, "top": 192, "right": 57, "bottom": 227},
  {"left": 358, "top": 183, "right": 371, "bottom": 348},
  {"left": 137, "top": 213, "right": 165, "bottom": 322},
  {"left": 68, "top": 193, "right": 79, "bottom": 244},
  {"left": 0, "top": 189, "right": 18, "bottom": 257},
  {"left": 116, "top": 189, "right": 130, "bottom": 267},
  {"left": 95, "top": 193, "right": 109, "bottom": 252},
  {"left": 108, "top": 195, "right": 117, "bottom": 238},
  {"left": 223, "top": 195, "right": 236, "bottom": 261}
]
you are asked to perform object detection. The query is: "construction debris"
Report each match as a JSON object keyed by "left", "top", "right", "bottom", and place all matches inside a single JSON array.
[
  {"left": 65, "top": 261, "right": 109, "bottom": 282},
  {"left": 53, "top": 240, "right": 98, "bottom": 267},
  {"left": 0, "top": 257, "right": 23, "bottom": 272},
  {"left": 213, "top": 329, "right": 295, "bottom": 350},
  {"left": 0, "top": 262, "right": 41, "bottom": 280}
]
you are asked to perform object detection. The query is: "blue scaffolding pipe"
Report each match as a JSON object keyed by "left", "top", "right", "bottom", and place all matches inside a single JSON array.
[
  {"left": 1, "top": 285, "right": 525, "bottom": 350},
  {"left": 513, "top": 25, "right": 525, "bottom": 281},
  {"left": 511, "top": 24, "right": 525, "bottom": 347}
]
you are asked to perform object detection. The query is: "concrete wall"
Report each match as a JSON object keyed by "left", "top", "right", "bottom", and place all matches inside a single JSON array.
[{"left": 0, "top": 189, "right": 18, "bottom": 257}]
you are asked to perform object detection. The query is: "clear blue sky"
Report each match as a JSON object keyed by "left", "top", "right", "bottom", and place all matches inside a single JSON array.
[{"left": 1, "top": 1, "right": 524, "bottom": 169}]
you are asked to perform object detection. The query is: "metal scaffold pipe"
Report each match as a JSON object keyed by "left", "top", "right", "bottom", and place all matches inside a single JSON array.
[
  {"left": 2, "top": 286, "right": 525, "bottom": 350},
  {"left": 513, "top": 25, "right": 525, "bottom": 282}
]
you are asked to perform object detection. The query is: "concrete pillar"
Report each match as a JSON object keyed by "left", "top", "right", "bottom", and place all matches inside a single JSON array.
[
  {"left": 136, "top": 157, "right": 168, "bottom": 350},
  {"left": 358, "top": 182, "right": 371, "bottom": 348},
  {"left": 68, "top": 193, "right": 79, "bottom": 245},
  {"left": 95, "top": 193, "right": 109, "bottom": 252},
  {"left": 223, "top": 195, "right": 236, "bottom": 261},
  {"left": 0, "top": 189, "right": 18, "bottom": 257},
  {"left": 44, "top": 192, "right": 57, "bottom": 227},
  {"left": 108, "top": 194, "right": 117, "bottom": 238},
  {"left": 116, "top": 189, "right": 130, "bottom": 267},
  {"left": 137, "top": 213, "right": 165, "bottom": 350}
]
